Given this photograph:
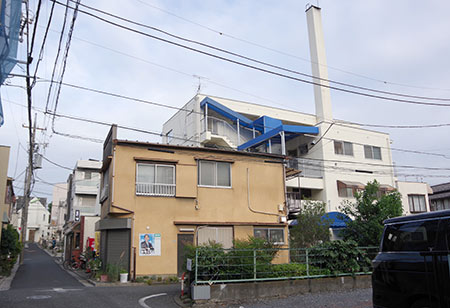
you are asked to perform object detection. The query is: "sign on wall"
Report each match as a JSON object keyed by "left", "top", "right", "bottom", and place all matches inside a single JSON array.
[{"left": 139, "top": 233, "right": 161, "bottom": 256}]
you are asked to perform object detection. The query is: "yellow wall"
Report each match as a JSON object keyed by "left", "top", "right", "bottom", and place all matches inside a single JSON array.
[
  {"left": 0, "top": 146, "right": 11, "bottom": 240},
  {"left": 105, "top": 143, "right": 288, "bottom": 276}
]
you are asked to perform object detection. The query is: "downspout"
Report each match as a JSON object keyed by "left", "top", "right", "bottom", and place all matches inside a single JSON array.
[{"left": 247, "top": 168, "right": 279, "bottom": 217}]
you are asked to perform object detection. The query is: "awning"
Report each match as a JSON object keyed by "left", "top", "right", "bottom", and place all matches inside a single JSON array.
[
  {"left": 337, "top": 180, "right": 365, "bottom": 189},
  {"left": 322, "top": 212, "right": 352, "bottom": 229},
  {"left": 379, "top": 184, "right": 395, "bottom": 191}
]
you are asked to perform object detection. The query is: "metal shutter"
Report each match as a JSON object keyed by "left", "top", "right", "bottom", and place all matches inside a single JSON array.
[{"left": 106, "top": 229, "right": 130, "bottom": 272}]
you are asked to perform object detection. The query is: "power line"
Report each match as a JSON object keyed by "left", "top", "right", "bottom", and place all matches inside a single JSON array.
[
  {"left": 29, "top": 0, "right": 42, "bottom": 57},
  {"left": 134, "top": 0, "right": 450, "bottom": 93},
  {"left": 41, "top": 155, "right": 73, "bottom": 171},
  {"left": 66, "top": 0, "right": 450, "bottom": 103},
  {"left": 53, "top": 1, "right": 450, "bottom": 108}
]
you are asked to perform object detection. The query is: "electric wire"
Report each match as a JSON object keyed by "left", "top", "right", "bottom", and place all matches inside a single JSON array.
[
  {"left": 69, "top": 0, "right": 450, "bottom": 102},
  {"left": 52, "top": 0, "right": 450, "bottom": 107},
  {"left": 134, "top": 0, "right": 450, "bottom": 93}
]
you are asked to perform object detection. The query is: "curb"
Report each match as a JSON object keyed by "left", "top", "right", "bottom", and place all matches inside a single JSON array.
[
  {"left": 173, "top": 294, "right": 193, "bottom": 308},
  {"left": 0, "top": 256, "right": 21, "bottom": 291}
]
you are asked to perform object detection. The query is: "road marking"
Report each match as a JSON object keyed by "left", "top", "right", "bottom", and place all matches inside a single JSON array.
[
  {"left": 138, "top": 293, "right": 167, "bottom": 308},
  {"left": 26, "top": 295, "right": 52, "bottom": 300}
]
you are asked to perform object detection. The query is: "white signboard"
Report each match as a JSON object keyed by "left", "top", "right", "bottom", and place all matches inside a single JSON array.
[
  {"left": 186, "top": 258, "right": 192, "bottom": 271},
  {"left": 139, "top": 233, "right": 161, "bottom": 256}
]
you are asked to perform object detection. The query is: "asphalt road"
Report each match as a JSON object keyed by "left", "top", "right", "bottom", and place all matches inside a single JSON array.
[
  {"left": 0, "top": 244, "right": 180, "bottom": 308},
  {"left": 0, "top": 244, "right": 373, "bottom": 308}
]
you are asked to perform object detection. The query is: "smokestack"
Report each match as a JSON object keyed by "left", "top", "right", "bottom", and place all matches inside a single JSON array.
[{"left": 306, "top": 5, "right": 333, "bottom": 122}]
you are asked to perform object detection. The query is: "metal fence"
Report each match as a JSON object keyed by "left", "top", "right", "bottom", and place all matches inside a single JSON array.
[{"left": 193, "top": 246, "right": 379, "bottom": 285}]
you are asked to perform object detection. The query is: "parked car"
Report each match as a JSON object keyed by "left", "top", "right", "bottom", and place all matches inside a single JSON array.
[{"left": 372, "top": 210, "right": 450, "bottom": 308}]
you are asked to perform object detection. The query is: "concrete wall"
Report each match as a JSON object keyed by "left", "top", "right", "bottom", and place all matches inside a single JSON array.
[
  {"left": 396, "top": 181, "right": 432, "bottom": 214},
  {"left": 102, "top": 142, "right": 288, "bottom": 276},
  {"left": 194, "top": 275, "right": 371, "bottom": 305}
]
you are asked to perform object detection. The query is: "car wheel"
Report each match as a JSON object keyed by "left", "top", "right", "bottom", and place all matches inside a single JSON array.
[{"left": 411, "top": 299, "right": 434, "bottom": 308}]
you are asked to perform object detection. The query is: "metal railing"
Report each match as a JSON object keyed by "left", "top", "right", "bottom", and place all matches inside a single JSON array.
[
  {"left": 286, "top": 193, "right": 324, "bottom": 213},
  {"left": 136, "top": 183, "right": 176, "bottom": 196},
  {"left": 286, "top": 158, "right": 324, "bottom": 178},
  {"left": 193, "top": 246, "right": 378, "bottom": 285},
  {"left": 201, "top": 116, "right": 258, "bottom": 146}
]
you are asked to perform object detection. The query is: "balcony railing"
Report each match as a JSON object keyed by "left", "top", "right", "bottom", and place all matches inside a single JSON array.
[
  {"left": 286, "top": 158, "right": 323, "bottom": 178},
  {"left": 136, "top": 183, "right": 176, "bottom": 197},
  {"left": 201, "top": 116, "right": 259, "bottom": 146},
  {"left": 286, "top": 192, "right": 323, "bottom": 213}
]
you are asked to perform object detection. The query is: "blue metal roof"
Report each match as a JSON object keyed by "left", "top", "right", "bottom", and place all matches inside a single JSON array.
[
  {"left": 237, "top": 124, "right": 319, "bottom": 151},
  {"left": 200, "top": 97, "right": 252, "bottom": 126}
]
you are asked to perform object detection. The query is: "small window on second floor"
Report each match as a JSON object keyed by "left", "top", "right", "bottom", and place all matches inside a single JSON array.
[
  {"left": 408, "top": 195, "right": 427, "bottom": 213},
  {"left": 84, "top": 171, "right": 92, "bottom": 180},
  {"left": 198, "top": 160, "right": 231, "bottom": 188},
  {"left": 334, "top": 140, "right": 353, "bottom": 156},
  {"left": 136, "top": 163, "right": 175, "bottom": 196},
  {"left": 364, "top": 145, "right": 382, "bottom": 160}
]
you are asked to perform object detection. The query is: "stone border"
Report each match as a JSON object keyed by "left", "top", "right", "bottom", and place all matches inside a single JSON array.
[
  {"left": 0, "top": 257, "right": 21, "bottom": 291},
  {"left": 193, "top": 275, "right": 372, "bottom": 307}
]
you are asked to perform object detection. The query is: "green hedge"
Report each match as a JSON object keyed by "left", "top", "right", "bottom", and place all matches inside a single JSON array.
[{"left": 0, "top": 224, "right": 22, "bottom": 276}]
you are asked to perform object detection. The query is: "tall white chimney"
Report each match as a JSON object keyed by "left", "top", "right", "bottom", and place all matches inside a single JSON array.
[{"left": 306, "top": 5, "right": 333, "bottom": 122}]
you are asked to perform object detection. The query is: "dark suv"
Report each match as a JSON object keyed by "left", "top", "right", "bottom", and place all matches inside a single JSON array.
[{"left": 372, "top": 210, "right": 450, "bottom": 308}]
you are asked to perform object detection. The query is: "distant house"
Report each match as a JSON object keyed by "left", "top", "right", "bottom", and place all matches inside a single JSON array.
[
  {"left": 50, "top": 183, "right": 68, "bottom": 242},
  {"left": 97, "top": 125, "right": 288, "bottom": 278},
  {"left": 13, "top": 197, "right": 49, "bottom": 243},
  {"left": 429, "top": 182, "right": 450, "bottom": 211}
]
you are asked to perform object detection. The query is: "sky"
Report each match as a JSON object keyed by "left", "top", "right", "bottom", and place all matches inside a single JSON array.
[{"left": 1, "top": 0, "right": 450, "bottom": 202}]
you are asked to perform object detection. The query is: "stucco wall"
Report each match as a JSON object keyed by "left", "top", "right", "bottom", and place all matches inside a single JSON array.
[{"left": 107, "top": 143, "right": 287, "bottom": 276}]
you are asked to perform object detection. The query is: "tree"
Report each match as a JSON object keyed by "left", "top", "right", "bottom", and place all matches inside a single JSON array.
[
  {"left": 289, "top": 201, "right": 331, "bottom": 248},
  {"left": 339, "top": 180, "right": 403, "bottom": 246}
]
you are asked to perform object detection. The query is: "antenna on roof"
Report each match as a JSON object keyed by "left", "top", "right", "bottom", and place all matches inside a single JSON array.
[{"left": 193, "top": 75, "right": 207, "bottom": 94}]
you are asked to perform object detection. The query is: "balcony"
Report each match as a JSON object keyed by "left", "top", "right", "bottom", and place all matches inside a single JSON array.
[
  {"left": 74, "top": 179, "right": 99, "bottom": 195},
  {"left": 200, "top": 116, "right": 258, "bottom": 148},
  {"left": 286, "top": 192, "right": 323, "bottom": 214},
  {"left": 286, "top": 158, "right": 323, "bottom": 178},
  {"left": 136, "top": 183, "right": 176, "bottom": 197}
]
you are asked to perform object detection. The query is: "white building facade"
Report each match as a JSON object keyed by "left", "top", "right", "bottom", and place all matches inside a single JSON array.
[
  {"left": 162, "top": 5, "right": 430, "bottom": 219},
  {"left": 50, "top": 183, "right": 68, "bottom": 241}
]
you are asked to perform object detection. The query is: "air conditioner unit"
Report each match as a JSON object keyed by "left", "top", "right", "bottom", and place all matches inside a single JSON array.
[
  {"left": 279, "top": 216, "right": 287, "bottom": 223},
  {"left": 278, "top": 204, "right": 284, "bottom": 212},
  {"left": 299, "top": 144, "right": 309, "bottom": 155}
]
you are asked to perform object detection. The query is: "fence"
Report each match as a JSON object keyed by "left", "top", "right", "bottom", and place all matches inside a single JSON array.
[{"left": 193, "top": 246, "right": 379, "bottom": 285}]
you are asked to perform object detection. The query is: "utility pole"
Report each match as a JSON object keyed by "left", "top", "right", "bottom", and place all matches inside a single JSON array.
[{"left": 19, "top": 0, "right": 34, "bottom": 264}]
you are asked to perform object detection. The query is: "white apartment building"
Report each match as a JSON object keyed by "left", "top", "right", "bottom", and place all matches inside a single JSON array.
[
  {"left": 14, "top": 197, "right": 49, "bottom": 242},
  {"left": 162, "top": 5, "right": 430, "bottom": 220},
  {"left": 63, "top": 160, "right": 101, "bottom": 260}
]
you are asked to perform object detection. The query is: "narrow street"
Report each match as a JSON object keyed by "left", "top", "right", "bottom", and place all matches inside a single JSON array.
[{"left": 0, "top": 244, "right": 180, "bottom": 308}]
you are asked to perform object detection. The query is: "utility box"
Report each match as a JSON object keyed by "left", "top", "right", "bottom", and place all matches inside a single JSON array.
[{"left": 191, "top": 285, "right": 210, "bottom": 300}]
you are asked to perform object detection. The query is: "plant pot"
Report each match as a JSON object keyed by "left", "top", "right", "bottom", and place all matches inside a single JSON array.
[
  {"left": 120, "top": 273, "right": 128, "bottom": 283},
  {"left": 100, "top": 274, "right": 108, "bottom": 282}
]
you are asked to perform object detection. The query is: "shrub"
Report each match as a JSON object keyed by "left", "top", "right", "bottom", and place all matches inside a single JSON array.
[
  {"left": 0, "top": 224, "right": 22, "bottom": 276},
  {"left": 106, "top": 264, "right": 119, "bottom": 282},
  {"left": 309, "top": 240, "right": 372, "bottom": 275}
]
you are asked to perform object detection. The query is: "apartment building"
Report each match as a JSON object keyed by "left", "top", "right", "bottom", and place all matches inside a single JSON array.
[
  {"left": 0, "top": 145, "right": 15, "bottom": 241},
  {"left": 96, "top": 125, "right": 287, "bottom": 278},
  {"left": 63, "top": 160, "right": 101, "bottom": 261},
  {"left": 13, "top": 197, "right": 49, "bottom": 242},
  {"left": 162, "top": 5, "right": 429, "bottom": 218}
]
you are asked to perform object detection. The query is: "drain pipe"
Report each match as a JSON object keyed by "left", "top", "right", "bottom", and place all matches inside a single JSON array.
[{"left": 247, "top": 168, "right": 279, "bottom": 217}]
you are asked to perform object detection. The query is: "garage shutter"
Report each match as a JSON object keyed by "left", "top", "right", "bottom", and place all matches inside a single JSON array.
[
  {"left": 106, "top": 229, "right": 130, "bottom": 272},
  {"left": 198, "top": 227, "right": 233, "bottom": 249}
]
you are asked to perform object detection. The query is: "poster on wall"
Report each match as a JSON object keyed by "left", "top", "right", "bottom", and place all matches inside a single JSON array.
[{"left": 139, "top": 233, "right": 161, "bottom": 256}]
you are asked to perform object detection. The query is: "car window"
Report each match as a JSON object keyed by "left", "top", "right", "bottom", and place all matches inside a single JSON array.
[{"left": 382, "top": 220, "right": 439, "bottom": 252}]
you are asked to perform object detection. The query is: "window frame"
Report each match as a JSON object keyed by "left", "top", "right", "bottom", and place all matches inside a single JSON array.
[
  {"left": 198, "top": 160, "right": 232, "bottom": 188},
  {"left": 253, "top": 227, "right": 285, "bottom": 245},
  {"left": 408, "top": 194, "right": 427, "bottom": 213},
  {"left": 334, "top": 140, "right": 354, "bottom": 156},
  {"left": 364, "top": 145, "right": 382, "bottom": 160},
  {"left": 136, "top": 163, "right": 176, "bottom": 196}
]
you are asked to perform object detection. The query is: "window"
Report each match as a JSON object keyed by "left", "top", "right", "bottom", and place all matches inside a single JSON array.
[
  {"left": 136, "top": 163, "right": 175, "bottom": 196},
  {"left": 81, "top": 196, "right": 96, "bottom": 207},
  {"left": 84, "top": 171, "right": 92, "bottom": 180},
  {"left": 197, "top": 227, "right": 233, "bottom": 249},
  {"left": 337, "top": 181, "right": 364, "bottom": 198},
  {"left": 334, "top": 140, "right": 353, "bottom": 156},
  {"left": 254, "top": 228, "right": 285, "bottom": 244},
  {"left": 382, "top": 220, "right": 438, "bottom": 252},
  {"left": 364, "top": 145, "right": 382, "bottom": 160},
  {"left": 198, "top": 160, "right": 231, "bottom": 187},
  {"left": 408, "top": 195, "right": 427, "bottom": 213}
]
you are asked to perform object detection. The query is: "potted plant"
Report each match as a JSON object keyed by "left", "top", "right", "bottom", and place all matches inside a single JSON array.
[{"left": 119, "top": 268, "right": 128, "bottom": 283}]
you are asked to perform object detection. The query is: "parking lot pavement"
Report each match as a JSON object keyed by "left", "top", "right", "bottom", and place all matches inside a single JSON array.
[{"left": 227, "top": 288, "right": 372, "bottom": 308}]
